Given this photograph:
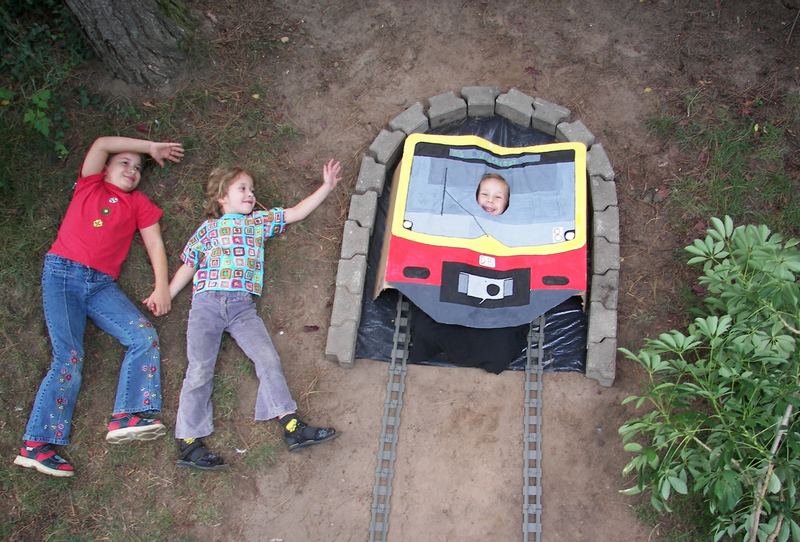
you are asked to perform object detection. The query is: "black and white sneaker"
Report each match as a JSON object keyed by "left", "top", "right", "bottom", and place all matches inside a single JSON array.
[{"left": 280, "top": 415, "right": 338, "bottom": 452}]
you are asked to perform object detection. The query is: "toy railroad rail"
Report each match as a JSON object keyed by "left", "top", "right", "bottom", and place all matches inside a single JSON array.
[
  {"left": 368, "top": 295, "right": 412, "bottom": 542},
  {"left": 368, "top": 294, "right": 546, "bottom": 541},
  {"left": 524, "top": 315, "right": 545, "bottom": 542}
]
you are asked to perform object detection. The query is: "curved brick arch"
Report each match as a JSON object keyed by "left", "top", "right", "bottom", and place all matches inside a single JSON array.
[{"left": 326, "top": 87, "right": 619, "bottom": 387}]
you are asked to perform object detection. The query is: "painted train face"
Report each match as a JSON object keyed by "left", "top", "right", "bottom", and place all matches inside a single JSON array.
[{"left": 376, "top": 134, "right": 587, "bottom": 329}]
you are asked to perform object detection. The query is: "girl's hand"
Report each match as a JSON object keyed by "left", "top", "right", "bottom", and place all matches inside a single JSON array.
[
  {"left": 148, "top": 142, "right": 184, "bottom": 167},
  {"left": 143, "top": 286, "right": 172, "bottom": 317},
  {"left": 283, "top": 159, "right": 342, "bottom": 224},
  {"left": 322, "top": 159, "right": 342, "bottom": 190}
]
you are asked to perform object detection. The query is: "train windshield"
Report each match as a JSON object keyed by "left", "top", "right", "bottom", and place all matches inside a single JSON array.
[{"left": 402, "top": 142, "right": 578, "bottom": 248}]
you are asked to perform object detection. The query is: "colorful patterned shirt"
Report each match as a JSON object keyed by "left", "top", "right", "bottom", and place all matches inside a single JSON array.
[{"left": 180, "top": 209, "right": 286, "bottom": 296}]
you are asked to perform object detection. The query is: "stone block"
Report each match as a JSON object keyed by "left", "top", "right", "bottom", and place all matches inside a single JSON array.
[
  {"left": 531, "top": 97, "right": 570, "bottom": 135},
  {"left": 556, "top": 120, "right": 596, "bottom": 147},
  {"left": 355, "top": 155, "right": 387, "bottom": 195},
  {"left": 592, "top": 236, "right": 620, "bottom": 274},
  {"left": 325, "top": 320, "right": 358, "bottom": 368},
  {"left": 587, "top": 143, "right": 616, "bottom": 181},
  {"left": 593, "top": 205, "right": 620, "bottom": 244},
  {"left": 461, "top": 86, "right": 501, "bottom": 117},
  {"left": 330, "top": 284, "right": 363, "bottom": 328},
  {"left": 589, "top": 174, "right": 618, "bottom": 212},
  {"left": 348, "top": 191, "right": 378, "bottom": 235},
  {"left": 336, "top": 254, "right": 367, "bottom": 296},
  {"left": 340, "top": 219, "right": 370, "bottom": 260},
  {"left": 495, "top": 88, "right": 533, "bottom": 127},
  {"left": 587, "top": 301, "right": 617, "bottom": 344},
  {"left": 590, "top": 269, "right": 619, "bottom": 310},
  {"left": 369, "top": 129, "right": 406, "bottom": 168},
  {"left": 388, "top": 102, "right": 429, "bottom": 135},
  {"left": 585, "top": 337, "right": 617, "bottom": 387},
  {"left": 427, "top": 91, "right": 467, "bottom": 129}
]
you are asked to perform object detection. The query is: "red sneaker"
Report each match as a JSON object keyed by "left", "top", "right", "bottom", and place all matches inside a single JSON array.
[
  {"left": 105, "top": 414, "right": 166, "bottom": 444},
  {"left": 14, "top": 443, "right": 75, "bottom": 477}
]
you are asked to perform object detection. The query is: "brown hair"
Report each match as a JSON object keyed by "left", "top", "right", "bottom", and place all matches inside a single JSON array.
[{"left": 204, "top": 166, "right": 252, "bottom": 218}]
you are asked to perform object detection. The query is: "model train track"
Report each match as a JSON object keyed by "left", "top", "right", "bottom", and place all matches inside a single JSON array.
[
  {"left": 368, "top": 294, "right": 545, "bottom": 541},
  {"left": 368, "top": 295, "right": 412, "bottom": 542},
  {"left": 523, "top": 315, "right": 545, "bottom": 542}
]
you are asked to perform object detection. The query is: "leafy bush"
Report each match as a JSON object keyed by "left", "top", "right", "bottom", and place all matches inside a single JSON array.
[
  {"left": 0, "top": 0, "right": 92, "bottom": 164},
  {"left": 0, "top": 1, "right": 89, "bottom": 81},
  {"left": 619, "top": 216, "right": 800, "bottom": 542}
]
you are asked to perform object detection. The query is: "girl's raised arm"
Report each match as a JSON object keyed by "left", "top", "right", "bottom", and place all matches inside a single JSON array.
[
  {"left": 283, "top": 159, "right": 342, "bottom": 224},
  {"left": 81, "top": 136, "right": 184, "bottom": 177}
]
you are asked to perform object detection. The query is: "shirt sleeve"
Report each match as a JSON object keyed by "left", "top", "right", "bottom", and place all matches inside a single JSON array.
[
  {"left": 74, "top": 172, "right": 105, "bottom": 189},
  {"left": 262, "top": 207, "right": 286, "bottom": 238},
  {"left": 133, "top": 192, "right": 163, "bottom": 230},
  {"left": 180, "top": 221, "right": 209, "bottom": 268}
]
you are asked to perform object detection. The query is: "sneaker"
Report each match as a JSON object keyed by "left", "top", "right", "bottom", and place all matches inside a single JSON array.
[
  {"left": 281, "top": 415, "right": 338, "bottom": 452},
  {"left": 105, "top": 413, "right": 167, "bottom": 444},
  {"left": 14, "top": 443, "right": 75, "bottom": 478},
  {"left": 176, "top": 438, "right": 227, "bottom": 471}
]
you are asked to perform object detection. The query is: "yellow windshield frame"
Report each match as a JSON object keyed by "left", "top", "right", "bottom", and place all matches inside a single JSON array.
[{"left": 391, "top": 133, "right": 587, "bottom": 256}]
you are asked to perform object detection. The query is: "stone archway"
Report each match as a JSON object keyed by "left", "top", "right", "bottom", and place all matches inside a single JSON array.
[{"left": 325, "top": 87, "right": 619, "bottom": 387}]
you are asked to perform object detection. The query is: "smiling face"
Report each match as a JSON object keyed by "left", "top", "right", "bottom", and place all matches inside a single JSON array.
[
  {"left": 218, "top": 172, "right": 256, "bottom": 215},
  {"left": 104, "top": 152, "right": 143, "bottom": 192},
  {"left": 476, "top": 175, "right": 509, "bottom": 216}
]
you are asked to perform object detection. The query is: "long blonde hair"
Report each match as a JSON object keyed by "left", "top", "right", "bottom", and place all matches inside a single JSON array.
[{"left": 204, "top": 166, "right": 252, "bottom": 218}]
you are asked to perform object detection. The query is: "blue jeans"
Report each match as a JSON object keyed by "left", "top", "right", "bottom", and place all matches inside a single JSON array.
[
  {"left": 174, "top": 290, "right": 297, "bottom": 439},
  {"left": 24, "top": 254, "right": 162, "bottom": 445}
]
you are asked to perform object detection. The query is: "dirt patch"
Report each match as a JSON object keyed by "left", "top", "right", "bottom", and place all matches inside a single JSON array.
[{"left": 165, "top": 1, "right": 800, "bottom": 540}]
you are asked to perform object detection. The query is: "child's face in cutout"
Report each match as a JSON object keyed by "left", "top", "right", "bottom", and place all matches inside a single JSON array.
[
  {"left": 476, "top": 177, "right": 509, "bottom": 215},
  {"left": 105, "top": 152, "right": 143, "bottom": 192},
  {"left": 219, "top": 172, "right": 256, "bottom": 215}
]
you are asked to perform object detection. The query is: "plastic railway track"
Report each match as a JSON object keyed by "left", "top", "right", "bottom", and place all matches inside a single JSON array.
[
  {"left": 523, "top": 315, "right": 545, "bottom": 542},
  {"left": 368, "top": 295, "right": 412, "bottom": 542},
  {"left": 368, "top": 294, "right": 545, "bottom": 542}
]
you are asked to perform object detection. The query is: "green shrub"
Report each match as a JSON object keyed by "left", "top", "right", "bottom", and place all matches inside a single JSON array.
[
  {"left": 0, "top": 1, "right": 92, "bottom": 163},
  {"left": 619, "top": 216, "right": 800, "bottom": 542}
]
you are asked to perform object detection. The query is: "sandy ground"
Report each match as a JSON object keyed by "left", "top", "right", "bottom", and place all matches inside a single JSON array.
[
  {"left": 177, "top": 1, "right": 800, "bottom": 540},
  {"left": 207, "top": 364, "right": 651, "bottom": 542}
]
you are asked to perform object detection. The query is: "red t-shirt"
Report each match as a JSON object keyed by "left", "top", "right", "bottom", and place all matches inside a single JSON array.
[{"left": 48, "top": 172, "right": 163, "bottom": 279}]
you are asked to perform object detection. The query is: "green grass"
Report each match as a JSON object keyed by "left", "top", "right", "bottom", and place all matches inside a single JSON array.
[
  {"left": 235, "top": 355, "right": 256, "bottom": 377},
  {"left": 242, "top": 441, "right": 279, "bottom": 470},
  {"left": 275, "top": 121, "right": 299, "bottom": 139},
  {"left": 211, "top": 358, "right": 240, "bottom": 420},
  {"left": 649, "top": 90, "right": 800, "bottom": 237},
  {"left": 633, "top": 496, "right": 710, "bottom": 542},
  {"left": 0, "top": 9, "right": 307, "bottom": 538}
]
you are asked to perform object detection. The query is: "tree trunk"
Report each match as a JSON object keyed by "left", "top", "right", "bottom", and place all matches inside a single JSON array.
[{"left": 64, "top": 0, "right": 187, "bottom": 88}]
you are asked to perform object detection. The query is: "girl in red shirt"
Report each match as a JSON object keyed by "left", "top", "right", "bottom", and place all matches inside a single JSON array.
[{"left": 14, "top": 136, "right": 183, "bottom": 477}]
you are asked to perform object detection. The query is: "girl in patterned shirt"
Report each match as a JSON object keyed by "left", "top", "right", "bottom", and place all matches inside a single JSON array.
[{"left": 167, "top": 159, "right": 342, "bottom": 469}]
